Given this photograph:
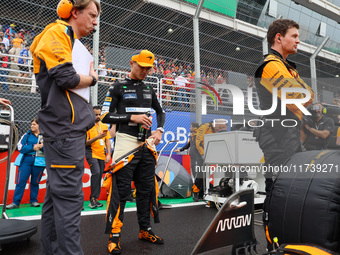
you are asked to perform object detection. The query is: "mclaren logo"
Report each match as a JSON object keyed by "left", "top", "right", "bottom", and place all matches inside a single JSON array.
[
  {"left": 242, "top": 138, "right": 256, "bottom": 142},
  {"left": 216, "top": 214, "right": 252, "bottom": 232}
]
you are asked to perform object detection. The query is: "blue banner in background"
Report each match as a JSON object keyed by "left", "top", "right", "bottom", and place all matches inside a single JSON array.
[{"left": 151, "top": 111, "right": 231, "bottom": 153}]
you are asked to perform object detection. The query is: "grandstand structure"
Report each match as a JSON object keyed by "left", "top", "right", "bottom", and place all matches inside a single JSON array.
[{"left": 1, "top": 0, "right": 340, "bottom": 139}]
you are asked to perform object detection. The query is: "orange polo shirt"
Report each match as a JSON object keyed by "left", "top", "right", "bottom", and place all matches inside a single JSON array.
[
  {"left": 12, "top": 38, "right": 23, "bottom": 48},
  {"left": 86, "top": 122, "right": 111, "bottom": 160}
]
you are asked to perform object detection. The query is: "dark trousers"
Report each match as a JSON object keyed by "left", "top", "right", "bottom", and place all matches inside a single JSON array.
[
  {"left": 13, "top": 155, "right": 44, "bottom": 204},
  {"left": 86, "top": 151, "right": 105, "bottom": 199},
  {"left": 115, "top": 144, "right": 156, "bottom": 230},
  {"left": 190, "top": 149, "right": 204, "bottom": 197},
  {"left": 256, "top": 122, "right": 301, "bottom": 246},
  {"left": 41, "top": 136, "right": 86, "bottom": 255}
]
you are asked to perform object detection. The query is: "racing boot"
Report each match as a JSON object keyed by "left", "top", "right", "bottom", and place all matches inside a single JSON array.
[
  {"left": 192, "top": 192, "right": 199, "bottom": 202},
  {"left": 192, "top": 184, "right": 200, "bottom": 202},
  {"left": 108, "top": 233, "right": 121, "bottom": 254},
  {"left": 139, "top": 228, "right": 164, "bottom": 244}
]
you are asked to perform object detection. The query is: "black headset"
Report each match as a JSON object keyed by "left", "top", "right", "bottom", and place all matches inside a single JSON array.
[
  {"left": 57, "top": 0, "right": 75, "bottom": 19},
  {"left": 310, "top": 103, "right": 327, "bottom": 114}
]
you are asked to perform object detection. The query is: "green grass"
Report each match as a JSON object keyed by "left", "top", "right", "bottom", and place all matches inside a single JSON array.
[{"left": 1, "top": 197, "right": 196, "bottom": 218}]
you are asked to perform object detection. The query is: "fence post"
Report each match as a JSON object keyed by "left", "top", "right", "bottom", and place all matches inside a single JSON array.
[
  {"left": 91, "top": 0, "right": 100, "bottom": 106},
  {"left": 310, "top": 36, "right": 329, "bottom": 98},
  {"left": 193, "top": 0, "right": 204, "bottom": 125}
]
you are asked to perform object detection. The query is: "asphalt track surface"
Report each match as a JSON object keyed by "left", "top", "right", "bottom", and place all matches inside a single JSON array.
[{"left": 1, "top": 204, "right": 267, "bottom": 255}]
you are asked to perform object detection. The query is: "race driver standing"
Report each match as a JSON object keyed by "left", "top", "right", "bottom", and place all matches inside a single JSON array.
[{"left": 101, "top": 49, "right": 165, "bottom": 254}]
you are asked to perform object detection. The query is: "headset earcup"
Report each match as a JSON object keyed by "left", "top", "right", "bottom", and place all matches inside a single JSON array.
[
  {"left": 57, "top": 0, "right": 74, "bottom": 19},
  {"left": 323, "top": 107, "right": 327, "bottom": 114}
]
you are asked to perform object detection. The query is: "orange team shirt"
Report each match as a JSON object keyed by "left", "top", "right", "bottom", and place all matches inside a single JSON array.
[
  {"left": 12, "top": 38, "right": 24, "bottom": 48},
  {"left": 86, "top": 122, "right": 111, "bottom": 160}
]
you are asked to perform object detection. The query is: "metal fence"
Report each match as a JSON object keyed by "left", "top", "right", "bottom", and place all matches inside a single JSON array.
[{"left": 1, "top": 0, "right": 340, "bottom": 138}]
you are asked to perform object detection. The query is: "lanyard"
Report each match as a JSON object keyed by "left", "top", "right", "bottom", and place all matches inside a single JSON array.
[{"left": 95, "top": 122, "right": 102, "bottom": 134}]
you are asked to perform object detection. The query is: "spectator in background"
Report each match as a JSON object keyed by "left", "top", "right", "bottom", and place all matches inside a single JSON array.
[
  {"left": 106, "top": 67, "right": 115, "bottom": 82},
  {"left": 98, "top": 61, "right": 107, "bottom": 81},
  {"left": 9, "top": 33, "right": 24, "bottom": 62},
  {"left": 0, "top": 31, "right": 10, "bottom": 50},
  {"left": 174, "top": 72, "right": 189, "bottom": 108},
  {"left": 185, "top": 72, "right": 194, "bottom": 105},
  {"left": 86, "top": 106, "right": 111, "bottom": 209},
  {"left": 207, "top": 73, "right": 215, "bottom": 85},
  {"left": 5, "top": 24, "right": 16, "bottom": 41},
  {"left": 163, "top": 66, "right": 171, "bottom": 77},
  {"left": 186, "top": 72, "right": 196, "bottom": 106},
  {"left": 0, "top": 43, "right": 10, "bottom": 90},
  {"left": 201, "top": 74, "right": 208, "bottom": 84},
  {"left": 216, "top": 73, "right": 223, "bottom": 84},
  {"left": 25, "top": 30, "right": 34, "bottom": 46},
  {"left": 162, "top": 73, "right": 174, "bottom": 107},
  {"left": 18, "top": 29, "right": 25, "bottom": 39},
  {"left": 112, "top": 69, "right": 120, "bottom": 81},
  {"left": 189, "top": 71, "right": 195, "bottom": 83},
  {"left": 6, "top": 118, "right": 45, "bottom": 209},
  {"left": 15, "top": 44, "right": 30, "bottom": 84},
  {"left": 170, "top": 66, "right": 177, "bottom": 77},
  {"left": 185, "top": 72, "right": 192, "bottom": 84}
]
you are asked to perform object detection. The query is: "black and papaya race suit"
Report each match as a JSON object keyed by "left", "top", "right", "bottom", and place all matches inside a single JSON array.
[{"left": 101, "top": 77, "right": 165, "bottom": 235}]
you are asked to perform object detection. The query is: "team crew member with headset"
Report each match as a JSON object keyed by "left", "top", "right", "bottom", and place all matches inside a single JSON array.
[
  {"left": 254, "top": 19, "right": 314, "bottom": 248},
  {"left": 301, "top": 103, "right": 334, "bottom": 150},
  {"left": 101, "top": 50, "right": 165, "bottom": 254},
  {"left": 30, "top": 0, "right": 100, "bottom": 254}
]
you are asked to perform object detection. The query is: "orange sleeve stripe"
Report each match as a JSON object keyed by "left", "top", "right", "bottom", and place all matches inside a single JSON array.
[
  {"left": 51, "top": 165, "right": 76, "bottom": 169},
  {"left": 65, "top": 90, "right": 75, "bottom": 124},
  {"left": 101, "top": 112, "right": 108, "bottom": 121}
]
